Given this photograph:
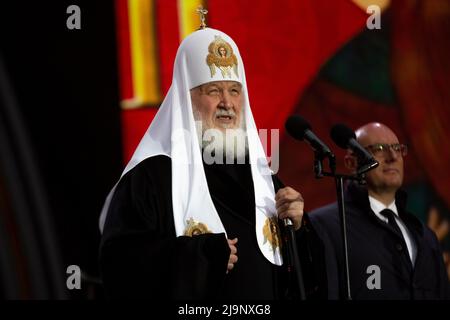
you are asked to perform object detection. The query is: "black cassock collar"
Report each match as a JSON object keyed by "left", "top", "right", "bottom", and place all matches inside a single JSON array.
[{"left": 202, "top": 158, "right": 256, "bottom": 227}]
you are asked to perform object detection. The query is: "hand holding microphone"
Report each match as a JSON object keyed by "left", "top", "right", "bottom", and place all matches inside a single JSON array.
[{"left": 275, "top": 186, "right": 304, "bottom": 231}]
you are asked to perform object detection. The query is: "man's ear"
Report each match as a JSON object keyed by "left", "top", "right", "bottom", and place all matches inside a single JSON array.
[{"left": 344, "top": 153, "right": 358, "bottom": 173}]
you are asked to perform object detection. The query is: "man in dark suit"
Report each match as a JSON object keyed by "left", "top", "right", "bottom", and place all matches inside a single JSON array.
[{"left": 309, "top": 122, "right": 450, "bottom": 299}]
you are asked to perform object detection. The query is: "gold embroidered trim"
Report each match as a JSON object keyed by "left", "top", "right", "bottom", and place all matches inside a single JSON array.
[
  {"left": 184, "top": 217, "right": 211, "bottom": 236},
  {"left": 263, "top": 216, "right": 282, "bottom": 250},
  {"left": 206, "top": 35, "right": 238, "bottom": 78}
]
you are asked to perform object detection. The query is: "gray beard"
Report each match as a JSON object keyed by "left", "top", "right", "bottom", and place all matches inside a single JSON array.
[{"left": 193, "top": 110, "right": 248, "bottom": 164}]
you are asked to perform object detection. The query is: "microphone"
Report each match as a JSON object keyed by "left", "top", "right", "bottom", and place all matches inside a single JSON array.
[
  {"left": 330, "top": 124, "right": 379, "bottom": 175},
  {"left": 285, "top": 115, "right": 334, "bottom": 158}
]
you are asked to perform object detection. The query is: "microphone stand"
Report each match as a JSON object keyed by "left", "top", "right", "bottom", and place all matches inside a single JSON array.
[
  {"left": 284, "top": 149, "right": 377, "bottom": 300},
  {"left": 314, "top": 152, "right": 366, "bottom": 301},
  {"left": 283, "top": 219, "right": 306, "bottom": 300},
  {"left": 277, "top": 178, "right": 306, "bottom": 300},
  {"left": 330, "top": 173, "right": 353, "bottom": 300},
  {"left": 281, "top": 150, "right": 339, "bottom": 300}
]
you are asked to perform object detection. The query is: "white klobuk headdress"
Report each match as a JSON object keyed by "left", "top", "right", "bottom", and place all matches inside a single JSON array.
[{"left": 99, "top": 28, "right": 282, "bottom": 265}]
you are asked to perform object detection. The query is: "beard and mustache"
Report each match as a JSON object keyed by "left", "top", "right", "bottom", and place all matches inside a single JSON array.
[{"left": 193, "top": 108, "right": 249, "bottom": 164}]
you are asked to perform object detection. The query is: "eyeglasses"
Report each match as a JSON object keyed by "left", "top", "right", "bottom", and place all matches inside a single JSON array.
[{"left": 365, "top": 143, "right": 408, "bottom": 157}]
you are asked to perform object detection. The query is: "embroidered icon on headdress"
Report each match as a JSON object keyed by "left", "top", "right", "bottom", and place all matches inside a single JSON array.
[
  {"left": 263, "top": 217, "right": 282, "bottom": 250},
  {"left": 184, "top": 217, "right": 211, "bottom": 236},
  {"left": 206, "top": 35, "right": 238, "bottom": 78}
]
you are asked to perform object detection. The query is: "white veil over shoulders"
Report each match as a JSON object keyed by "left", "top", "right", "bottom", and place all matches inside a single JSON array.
[{"left": 99, "top": 28, "right": 282, "bottom": 265}]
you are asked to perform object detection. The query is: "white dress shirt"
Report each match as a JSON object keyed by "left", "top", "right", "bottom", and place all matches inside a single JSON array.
[{"left": 369, "top": 196, "right": 417, "bottom": 265}]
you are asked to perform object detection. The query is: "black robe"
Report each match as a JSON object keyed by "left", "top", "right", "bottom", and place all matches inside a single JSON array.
[{"left": 99, "top": 155, "right": 322, "bottom": 300}]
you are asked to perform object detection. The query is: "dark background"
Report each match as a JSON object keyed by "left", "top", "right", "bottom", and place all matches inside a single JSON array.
[{"left": 0, "top": 1, "right": 121, "bottom": 298}]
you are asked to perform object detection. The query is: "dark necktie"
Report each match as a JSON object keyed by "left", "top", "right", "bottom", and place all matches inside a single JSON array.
[
  {"left": 380, "top": 208, "right": 404, "bottom": 239},
  {"left": 380, "top": 208, "right": 413, "bottom": 267}
]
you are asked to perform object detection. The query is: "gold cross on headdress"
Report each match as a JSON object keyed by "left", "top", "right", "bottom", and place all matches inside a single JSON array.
[{"left": 196, "top": 6, "right": 208, "bottom": 29}]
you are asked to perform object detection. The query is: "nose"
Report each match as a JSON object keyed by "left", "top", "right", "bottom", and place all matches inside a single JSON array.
[
  {"left": 219, "top": 91, "right": 233, "bottom": 110},
  {"left": 385, "top": 146, "right": 399, "bottom": 162}
]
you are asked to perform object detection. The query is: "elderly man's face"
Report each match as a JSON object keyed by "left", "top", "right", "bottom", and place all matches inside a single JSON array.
[
  {"left": 190, "top": 81, "right": 243, "bottom": 131},
  {"left": 357, "top": 124, "right": 404, "bottom": 194}
]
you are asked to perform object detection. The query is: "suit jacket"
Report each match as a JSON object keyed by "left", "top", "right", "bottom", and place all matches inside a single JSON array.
[{"left": 309, "top": 182, "right": 450, "bottom": 299}]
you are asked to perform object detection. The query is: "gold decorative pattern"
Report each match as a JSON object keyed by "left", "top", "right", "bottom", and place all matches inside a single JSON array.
[
  {"left": 206, "top": 35, "right": 238, "bottom": 78},
  {"left": 184, "top": 217, "right": 211, "bottom": 236},
  {"left": 263, "top": 217, "right": 282, "bottom": 250}
]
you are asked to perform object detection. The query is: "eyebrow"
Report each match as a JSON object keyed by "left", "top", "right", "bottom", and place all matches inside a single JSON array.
[
  {"left": 201, "top": 83, "right": 242, "bottom": 90},
  {"left": 202, "top": 84, "right": 219, "bottom": 90}
]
